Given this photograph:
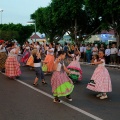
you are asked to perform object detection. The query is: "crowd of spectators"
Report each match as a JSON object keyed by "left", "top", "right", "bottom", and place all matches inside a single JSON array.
[{"left": 79, "top": 43, "right": 120, "bottom": 65}]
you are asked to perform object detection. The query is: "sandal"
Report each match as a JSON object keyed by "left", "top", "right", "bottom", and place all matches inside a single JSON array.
[
  {"left": 42, "top": 81, "right": 47, "bottom": 84},
  {"left": 33, "top": 83, "right": 38, "bottom": 86}
]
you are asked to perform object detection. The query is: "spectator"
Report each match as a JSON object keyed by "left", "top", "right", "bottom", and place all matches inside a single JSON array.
[
  {"left": 105, "top": 45, "right": 111, "bottom": 64},
  {"left": 92, "top": 44, "right": 98, "bottom": 55},
  {"left": 110, "top": 44, "right": 118, "bottom": 64},
  {"left": 117, "top": 46, "right": 120, "bottom": 65},
  {"left": 63, "top": 43, "right": 69, "bottom": 62},
  {"left": 99, "top": 44, "right": 105, "bottom": 52},
  {"left": 63, "top": 43, "right": 68, "bottom": 53},
  {"left": 86, "top": 44, "right": 92, "bottom": 63},
  {"left": 57, "top": 43, "right": 62, "bottom": 52},
  {"left": 83, "top": 44, "right": 87, "bottom": 62},
  {"left": 80, "top": 44, "right": 84, "bottom": 62}
]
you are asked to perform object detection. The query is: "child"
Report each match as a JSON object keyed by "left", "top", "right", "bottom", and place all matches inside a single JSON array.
[
  {"left": 51, "top": 51, "right": 74, "bottom": 103},
  {"left": 67, "top": 50, "right": 82, "bottom": 83},
  {"left": 87, "top": 51, "right": 112, "bottom": 99},
  {"left": 32, "top": 49, "right": 47, "bottom": 86},
  {"left": 91, "top": 54, "right": 99, "bottom": 63},
  {"left": 89, "top": 54, "right": 99, "bottom": 86}
]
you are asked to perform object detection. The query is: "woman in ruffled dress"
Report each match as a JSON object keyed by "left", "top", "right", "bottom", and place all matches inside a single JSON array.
[
  {"left": 51, "top": 51, "right": 74, "bottom": 103},
  {"left": 21, "top": 41, "right": 30, "bottom": 66},
  {"left": 5, "top": 42, "right": 21, "bottom": 79},
  {"left": 44, "top": 43, "right": 55, "bottom": 74},
  {"left": 87, "top": 51, "right": 112, "bottom": 99},
  {"left": 67, "top": 46, "right": 82, "bottom": 83}
]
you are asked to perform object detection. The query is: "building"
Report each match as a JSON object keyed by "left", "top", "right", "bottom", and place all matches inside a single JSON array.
[
  {"left": 28, "top": 32, "right": 46, "bottom": 44},
  {"left": 84, "top": 30, "right": 116, "bottom": 44},
  {"left": 58, "top": 35, "right": 74, "bottom": 45}
]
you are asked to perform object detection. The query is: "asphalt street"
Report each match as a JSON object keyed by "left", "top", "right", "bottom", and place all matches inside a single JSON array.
[{"left": 0, "top": 64, "right": 120, "bottom": 120}]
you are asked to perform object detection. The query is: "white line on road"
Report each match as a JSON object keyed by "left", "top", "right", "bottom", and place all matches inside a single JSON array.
[{"left": 16, "top": 79, "right": 103, "bottom": 120}]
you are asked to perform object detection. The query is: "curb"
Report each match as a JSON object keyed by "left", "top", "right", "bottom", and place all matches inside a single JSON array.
[{"left": 80, "top": 62, "right": 120, "bottom": 69}]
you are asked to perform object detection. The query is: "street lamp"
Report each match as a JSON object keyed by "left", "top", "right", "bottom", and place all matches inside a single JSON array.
[
  {"left": 27, "top": 20, "right": 36, "bottom": 41},
  {"left": 0, "top": 9, "right": 3, "bottom": 24}
]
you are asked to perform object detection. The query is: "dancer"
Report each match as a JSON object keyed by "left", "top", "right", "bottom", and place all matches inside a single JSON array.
[
  {"left": 21, "top": 41, "right": 30, "bottom": 66},
  {"left": 89, "top": 54, "right": 99, "bottom": 86},
  {"left": 44, "top": 43, "right": 55, "bottom": 74},
  {"left": 26, "top": 49, "right": 35, "bottom": 70},
  {"left": 32, "top": 49, "right": 47, "bottom": 86},
  {"left": 5, "top": 42, "right": 21, "bottom": 79},
  {"left": 51, "top": 51, "right": 74, "bottom": 103},
  {"left": 91, "top": 54, "right": 99, "bottom": 63},
  {"left": 0, "top": 42, "right": 7, "bottom": 73},
  {"left": 67, "top": 49, "right": 82, "bottom": 83},
  {"left": 87, "top": 51, "right": 112, "bottom": 99}
]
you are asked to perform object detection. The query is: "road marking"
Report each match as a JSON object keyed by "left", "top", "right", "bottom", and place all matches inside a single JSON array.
[
  {"left": 0, "top": 72, "right": 103, "bottom": 120},
  {"left": 16, "top": 79, "right": 103, "bottom": 120}
]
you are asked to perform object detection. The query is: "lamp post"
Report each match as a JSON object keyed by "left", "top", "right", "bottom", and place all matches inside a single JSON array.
[
  {"left": 27, "top": 20, "right": 36, "bottom": 42},
  {"left": 0, "top": 9, "right": 3, "bottom": 24}
]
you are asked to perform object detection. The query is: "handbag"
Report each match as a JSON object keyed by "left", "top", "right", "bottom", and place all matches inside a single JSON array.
[{"left": 42, "top": 63, "right": 47, "bottom": 72}]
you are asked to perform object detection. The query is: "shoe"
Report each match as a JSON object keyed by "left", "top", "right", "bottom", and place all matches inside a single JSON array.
[
  {"left": 100, "top": 95, "right": 108, "bottom": 99},
  {"left": 33, "top": 83, "right": 38, "bottom": 86},
  {"left": 65, "top": 96, "right": 72, "bottom": 101},
  {"left": 96, "top": 93, "right": 102, "bottom": 97},
  {"left": 9, "top": 77, "right": 15, "bottom": 80},
  {"left": 73, "top": 81, "right": 77, "bottom": 84},
  {"left": 16, "top": 76, "right": 20, "bottom": 79},
  {"left": 1, "top": 69, "right": 5, "bottom": 73},
  {"left": 53, "top": 98, "right": 62, "bottom": 103},
  {"left": 42, "top": 81, "right": 47, "bottom": 85}
]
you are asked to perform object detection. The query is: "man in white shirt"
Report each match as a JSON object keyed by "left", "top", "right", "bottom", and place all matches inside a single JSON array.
[
  {"left": 80, "top": 44, "right": 84, "bottom": 62},
  {"left": 57, "top": 44, "right": 62, "bottom": 51},
  {"left": 83, "top": 44, "right": 87, "bottom": 62},
  {"left": 110, "top": 44, "right": 118, "bottom": 64},
  {"left": 105, "top": 45, "right": 111, "bottom": 64}
]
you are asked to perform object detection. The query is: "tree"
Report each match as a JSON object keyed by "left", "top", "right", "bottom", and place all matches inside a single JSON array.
[
  {"left": 0, "top": 23, "right": 34, "bottom": 45},
  {"left": 84, "top": 0, "right": 120, "bottom": 46},
  {"left": 31, "top": 5, "right": 66, "bottom": 42}
]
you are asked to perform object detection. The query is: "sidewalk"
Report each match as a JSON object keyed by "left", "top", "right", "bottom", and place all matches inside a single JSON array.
[{"left": 80, "top": 62, "right": 120, "bottom": 69}]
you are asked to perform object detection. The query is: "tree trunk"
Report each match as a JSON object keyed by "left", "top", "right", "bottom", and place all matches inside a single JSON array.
[
  {"left": 114, "top": 28, "right": 120, "bottom": 47},
  {"left": 75, "top": 19, "right": 77, "bottom": 43},
  {"left": 116, "top": 31, "right": 120, "bottom": 47}
]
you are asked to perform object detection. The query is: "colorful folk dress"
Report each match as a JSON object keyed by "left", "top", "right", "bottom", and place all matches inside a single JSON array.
[
  {"left": 67, "top": 55, "right": 82, "bottom": 82},
  {"left": 51, "top": 61, "right": 74, "bottom": 97},
  {"left": 44, "top": 47, "right": 55, "bottom": 72},
  {"left": 5, "top": 48, "right": 21, "bottom": 77},
  {"left": 87, "top": 59, "right": 112, "bottom": 92},
  {"left": 20, "top": 47, "right": 30, "bottom": 65}
]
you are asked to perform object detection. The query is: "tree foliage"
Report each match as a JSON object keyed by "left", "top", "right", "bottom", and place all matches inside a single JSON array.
[
  {"left": 84, "top": 0, "right": 120, "bottom": 45},
  {"left": 31, "top": 0, "right": 104, "bottom": 43},
  {"left": 0, "top": 23, "right": 34, "bottom": 45}
]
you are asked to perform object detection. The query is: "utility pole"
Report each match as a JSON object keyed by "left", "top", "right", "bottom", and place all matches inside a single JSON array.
[
  {"left": 34, "top": 19, "right": 36, "bottom": 42},
  {"left": 0, "top": 9, "right": 3, "bottom": 24}
]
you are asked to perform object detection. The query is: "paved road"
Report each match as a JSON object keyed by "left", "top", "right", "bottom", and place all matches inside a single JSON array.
[{"left": 0, "top": 65, "right": 120, "bottom": 120}]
